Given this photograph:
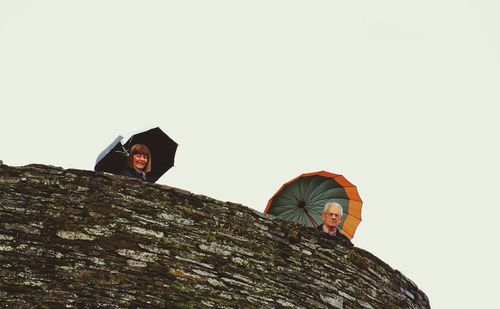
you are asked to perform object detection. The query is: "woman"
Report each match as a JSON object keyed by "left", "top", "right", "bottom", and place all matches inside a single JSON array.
[{"left": 119, "top": 144, "right": 154, "bottom": 182}]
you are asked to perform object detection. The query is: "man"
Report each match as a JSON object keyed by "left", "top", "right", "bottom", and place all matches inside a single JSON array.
[{"left": 316, "top": 202, "right": 353, "bottom": 246}]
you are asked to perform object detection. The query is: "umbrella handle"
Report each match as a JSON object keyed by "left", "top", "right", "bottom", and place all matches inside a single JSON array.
[{"left": 304, "top": 210, "right": 318, "bottom": 228}]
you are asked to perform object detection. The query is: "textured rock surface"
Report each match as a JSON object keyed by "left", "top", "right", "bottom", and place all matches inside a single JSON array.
[{"left": 0, "top": 163, "right": 430, "bottom": 308}]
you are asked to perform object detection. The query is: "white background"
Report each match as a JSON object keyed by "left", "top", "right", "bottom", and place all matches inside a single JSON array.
[{"left": 1, "top": 1, "right": 499, "bottom": 308}]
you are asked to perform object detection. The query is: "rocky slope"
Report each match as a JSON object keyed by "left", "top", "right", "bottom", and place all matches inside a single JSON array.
[{"left": 0, "top": 163, "right": 429, "bottom": 308}]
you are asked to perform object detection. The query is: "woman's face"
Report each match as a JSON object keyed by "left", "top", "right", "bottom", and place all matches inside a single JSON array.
[{"left": 132, "top": 153, "right": 148, "bottom": 171}]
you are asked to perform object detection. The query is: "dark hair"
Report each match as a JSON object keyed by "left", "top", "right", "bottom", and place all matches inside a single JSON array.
[{"left": 127, "top": 144, "right": 152, "bottom": 172}]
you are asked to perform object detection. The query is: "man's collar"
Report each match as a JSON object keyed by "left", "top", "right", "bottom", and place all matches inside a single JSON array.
[{"left": 322, "top": 224, "right": 337, "bottom": 236}]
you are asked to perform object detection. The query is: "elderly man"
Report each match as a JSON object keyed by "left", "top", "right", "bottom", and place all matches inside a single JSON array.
[{"left": 316, "top": 202, "right": 353, "bottom": 246}]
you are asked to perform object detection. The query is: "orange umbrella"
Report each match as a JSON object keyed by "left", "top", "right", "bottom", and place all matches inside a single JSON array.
[{"left": 264, "top": 171, "right": 363, "bottom": 239}]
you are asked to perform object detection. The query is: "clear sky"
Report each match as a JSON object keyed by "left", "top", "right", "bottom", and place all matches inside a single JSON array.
[{"left": 1, "top": 1, "right": 499, "bottom": 308}]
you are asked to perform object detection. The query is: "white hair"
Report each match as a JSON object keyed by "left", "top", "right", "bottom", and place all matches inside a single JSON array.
[{"left": 323, "top": 202, "right": 343, "bottom": 217}]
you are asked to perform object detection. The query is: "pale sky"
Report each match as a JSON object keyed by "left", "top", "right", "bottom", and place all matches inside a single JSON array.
[{"left": 1, "top": 1, "right": 499, "bottom": 308}]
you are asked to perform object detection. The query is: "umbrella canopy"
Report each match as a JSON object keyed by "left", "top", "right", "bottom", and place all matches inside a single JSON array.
[
  {"left": 94, "top": 135, "right": 127, "bottom": 175},
  {"left": 122, "top": 127, "right": 178, "bottom": 183},
  {"left": 264, "top": 171, "right": 363, "bottom": 239}
]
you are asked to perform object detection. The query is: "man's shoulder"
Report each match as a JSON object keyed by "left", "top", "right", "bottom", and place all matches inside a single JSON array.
[
  {"left": 336, "top": 231, "right": 354, "bottom": 246},
  {"left": 315, "top": 225, "right": 353, "bottom": 246}
]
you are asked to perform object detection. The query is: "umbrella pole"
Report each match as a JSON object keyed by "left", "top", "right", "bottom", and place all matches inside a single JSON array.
[{"left": 304, "top": 210, "right": 318, "bottom": 228}]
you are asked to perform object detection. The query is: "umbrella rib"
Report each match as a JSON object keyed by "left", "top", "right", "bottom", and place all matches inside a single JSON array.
[
  {"left": 304, "top": 178, "right": 325, "bottom": 202},
  {"left": 271, "top": 195, "right": 302, "bottom": 214},
  {"left": 278, "top": 207, "right": 304, "bottom": 219},
  {"left": 309, "top": 196, "right": 347, "bottom": 207},
  {"left": 286, "top": 185, "right": 303, "bottom": 205},
  {"left": 282, "top": 208, "right": 302, "bottom": 224},
  {"left": 281, "top": 207, "right": 310, "bottom": 227},
  {"left": 297, "top": 211, "right": 311, "bottom": 227},
  {"left": 308, "top": 207, "right": 323, "bottom": 217},
  {"left": 306, "top": 180, "right": 338, "bottom": 204},
  {"left": 307, "top": 196, "right": 333, "bottom": 207},
  {"left": 292, "top": 211, "right": 305, "bottom": 225},
  {"left": 305, "top": 191, "right": 332, "bottom": 208},
  {"left": 271, "top": 204, "right": 299, "bottom": 216},
  {"left": 274, "top": 186, "right": 300, "bottom": 208},
  {"left": 304, "top": 210, "right": 319, "bottom": 227},
  {"left": 307, "top": 185, "right": 361, "bottom": 205},
  {"left": 303, "top": 176, "right": 318, "bottom": 205},
  {"left": 304, "top": 183, "right": 338, "bottom": 199},
  {"left": 277, "top": 194, "right": 300, "bottom": 207}
]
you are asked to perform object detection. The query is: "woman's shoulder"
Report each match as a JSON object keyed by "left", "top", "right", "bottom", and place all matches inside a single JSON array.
[{"left": 118, "top": 167, "right": 136, "bottom": 177}]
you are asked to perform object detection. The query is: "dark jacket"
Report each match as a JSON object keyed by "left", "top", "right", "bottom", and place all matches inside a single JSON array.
[
  {"left": 316, "top": 224, "right": 353, "bottom": 246},
  {"left": 118, "top": 167, "right": 154, "bottom": 183}
]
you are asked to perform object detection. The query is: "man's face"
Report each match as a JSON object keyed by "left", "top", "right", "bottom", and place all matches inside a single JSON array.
[{"left": 322, "top": 206, "right": 342, "bottom": 229}]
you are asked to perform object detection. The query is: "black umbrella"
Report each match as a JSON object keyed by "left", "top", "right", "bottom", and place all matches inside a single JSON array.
[
  {"left": 122, "top": 127, "right": 178, "bottom": 183},
  {"left": 94, "top": 135, "right": 128, "bottom": 175}
]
